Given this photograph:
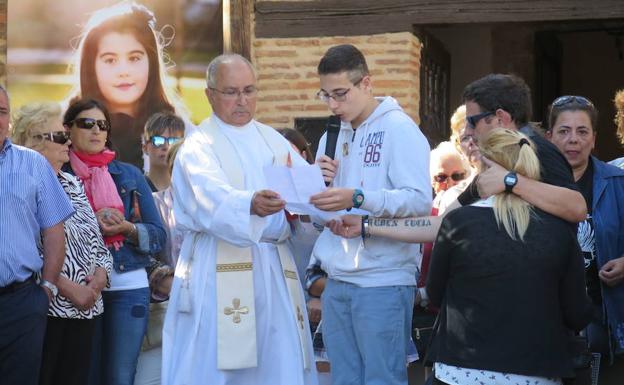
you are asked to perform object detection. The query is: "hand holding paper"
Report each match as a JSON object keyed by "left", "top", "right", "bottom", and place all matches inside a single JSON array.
[
  {"left": 309, "top": 188, "right": 354, "bottom": 211},
  {"left": 264, "top": 164, "right": 364, "bottom": 221}
]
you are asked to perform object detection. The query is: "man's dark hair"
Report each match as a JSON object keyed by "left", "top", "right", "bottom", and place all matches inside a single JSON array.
[
  {"left": 463, "top": 74, "right": 532, "bottom": 127},
  {"left": 318, "top": 44, "right": 369, "bottom": 83}
]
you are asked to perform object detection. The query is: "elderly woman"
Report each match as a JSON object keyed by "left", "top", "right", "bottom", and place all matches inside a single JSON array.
[
  {"left": 429, "top": 141, "right": 469, "bottom": 201},
  {"left": 11, "top": 102, "right": 113, "bottom": 385},
  {"left": 61, "top": 98, "right": 166, "bottom": 385},
  {"left": 436, "top": 104, "right": 479, "bottom": 214},
  {"left": 545, "top": 95, "right": 624, "bottom": 379}
]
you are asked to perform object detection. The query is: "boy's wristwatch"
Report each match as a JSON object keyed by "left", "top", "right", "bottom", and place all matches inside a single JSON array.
[{"left": 352, "top": 189, "right": 365, "bottom": 208}]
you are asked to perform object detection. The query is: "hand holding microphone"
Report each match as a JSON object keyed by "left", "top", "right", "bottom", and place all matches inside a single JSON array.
[{"left": 317, "top": 115, "right": 341, "bottom": 186}]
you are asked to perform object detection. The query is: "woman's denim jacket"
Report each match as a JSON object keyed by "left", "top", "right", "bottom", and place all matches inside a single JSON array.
[
  {"left": 63, "top": 160, "right": 166, "bottom": 272},
  {"left": 592, "top": 156, "right": 624, "bottom": 355}
]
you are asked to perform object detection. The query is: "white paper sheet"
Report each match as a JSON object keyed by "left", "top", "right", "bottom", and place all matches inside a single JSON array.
[{"left": 264, "top": 164, "right": 364, "bottom": 222}]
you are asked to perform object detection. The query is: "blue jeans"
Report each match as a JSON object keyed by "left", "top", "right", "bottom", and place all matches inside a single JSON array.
[
  {"left": 322, "top": 279, "right": 414, "bottom": 385},
  {"left": 88, "top": 287, "right": 150, "bottom": 385}
]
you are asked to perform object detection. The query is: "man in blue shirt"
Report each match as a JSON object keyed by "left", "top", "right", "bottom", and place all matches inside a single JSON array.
[{"left": 0, "top": 86, "right": 75, "bottom": 385}]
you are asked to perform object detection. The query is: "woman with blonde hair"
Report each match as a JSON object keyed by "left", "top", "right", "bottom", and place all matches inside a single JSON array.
[
  {"left": 11, "top": 102, "right": 113, "bottom": 385},
  {"left": 425, "top": 128, "right": 592, "bottom": 384},
  {"left": 609, "top": 89, "right": 624, "bottom": 169}
]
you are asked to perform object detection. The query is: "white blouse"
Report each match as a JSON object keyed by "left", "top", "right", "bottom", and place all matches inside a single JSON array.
[{"left": 434, "top": 362, "right": 562, "bottom": 385}]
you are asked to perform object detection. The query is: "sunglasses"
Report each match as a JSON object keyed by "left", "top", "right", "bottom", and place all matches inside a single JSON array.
[
  {"left": 552, "top": 95, "right": 594, "bottom": 108},
  {"left": 67, "top": 118, "right": 111, "bottom": 132},
  {"left": 466, "top": 111, "right": 495, "bottom": 129},
  {"left": 32, "top": 131, "right": 70, "bottom": 145},
  {"left": 434, "top": 172, "right": 466, "bottom": 183},
  {"left": 150, "top": 135, "right": 182, "bottom": 147}
]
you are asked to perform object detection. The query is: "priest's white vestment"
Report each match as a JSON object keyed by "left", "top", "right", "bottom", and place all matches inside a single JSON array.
[{"left": 162, "top": 116, "right": 318, "bottom": 385}]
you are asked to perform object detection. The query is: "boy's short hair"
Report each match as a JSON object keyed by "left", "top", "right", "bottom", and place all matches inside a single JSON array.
[
  {"left": 144, "top": 111, "right": 185, "bottom": 141},
  {"left": 318, "top": 44, "right": 369, "bottom": 83}
]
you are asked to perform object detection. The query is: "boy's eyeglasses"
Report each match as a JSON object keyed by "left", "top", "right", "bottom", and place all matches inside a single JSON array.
[
  {"left": 433, "top": 172, "right": 466, "bottom": 183},
  {"left": 32, "top": 131, "right": 71, "bottom": 145},
  {"left": 150, "top": 135, "right": 182, "bottom": 147},
  {"left": 552, "top": 95, "right": 594, "bottom": 108},
  {"left": 66, "top": 118, "right": 111, "bottom": 132},
  {"left": 317, "top": 77, "right": 364, "bottom": 103},
  {"left": 466, "top": 111, "right": 495, "bottom": 129}
]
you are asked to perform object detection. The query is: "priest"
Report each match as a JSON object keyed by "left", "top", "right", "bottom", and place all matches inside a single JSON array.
[{"left": 162, "top": 54, "right": 318, "bottom": 385}]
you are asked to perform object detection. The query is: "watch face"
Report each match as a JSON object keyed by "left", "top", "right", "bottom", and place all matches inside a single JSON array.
[{"left": 356, "top": 195, "right": 364, "bottom": 203}]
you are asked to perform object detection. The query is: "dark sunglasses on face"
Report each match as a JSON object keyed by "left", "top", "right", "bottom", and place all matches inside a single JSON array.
[
  {"left": 150, "top": 135, "right": 182, "bottom": 147},
  {"left": 466, "top": 111, "right": 495, "bottom": 129},
  {"left": 434, "top": 172, "right": 466, "bottom": 183},
  {"left": 66, "top": 118, "right": 111, "bottom": 132},
  {"left": 552, "top": 95, "right": 594, "bottom": 108},
  {"left": 32, "top": 131, "right": 70, "bottom": 145}
]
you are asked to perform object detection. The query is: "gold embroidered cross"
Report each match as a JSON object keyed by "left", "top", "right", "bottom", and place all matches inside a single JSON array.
[
  {"left": 296, "top": 306, "right": 305, "bottom": 330},
  {"left": 224, "top": 298, "right": 249, "bottom": 324}
]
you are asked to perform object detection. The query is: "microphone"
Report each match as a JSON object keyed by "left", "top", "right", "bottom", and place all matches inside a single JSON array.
[
  {"left": 324, "top": 115, "right": 341, "bottom": 160},
  {"left": 323, "top": 115, "right": 341, "bottom": 186}
]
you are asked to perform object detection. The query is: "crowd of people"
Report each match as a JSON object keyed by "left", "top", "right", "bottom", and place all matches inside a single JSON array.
[{"left": 1, "top": 2, "right": 624, "bottom": 385}]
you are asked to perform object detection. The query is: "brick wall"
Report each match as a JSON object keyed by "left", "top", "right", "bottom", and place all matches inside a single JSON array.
[{"left": 251, "top": 32, "right": 422, "bottom": 128}]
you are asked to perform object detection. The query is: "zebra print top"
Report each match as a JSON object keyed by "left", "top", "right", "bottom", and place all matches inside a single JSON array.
[{"left": 47, "top": 171, "right": 113, "bottom": 319}]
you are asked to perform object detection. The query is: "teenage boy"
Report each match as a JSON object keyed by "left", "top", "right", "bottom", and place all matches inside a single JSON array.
[{"left": 309, "top": 44, "right": 431, "bottom": 385}]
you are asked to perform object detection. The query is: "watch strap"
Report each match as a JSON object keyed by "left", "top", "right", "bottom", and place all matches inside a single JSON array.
[
  {"left": 352, "top": 189, "right": 364, "bottom": 209},
  {"left": 504, "top": 171, "right": 518, "bottom": 193}
]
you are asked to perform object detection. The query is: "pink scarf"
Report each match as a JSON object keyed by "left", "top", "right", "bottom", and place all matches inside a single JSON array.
[{"left": 69, "top": 149, "right": 125, "bottom": 250}]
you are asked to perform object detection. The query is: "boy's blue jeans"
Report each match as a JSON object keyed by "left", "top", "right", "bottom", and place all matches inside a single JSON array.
[{"left": 322, "top": 279, "right": 414, "bottom": 385}]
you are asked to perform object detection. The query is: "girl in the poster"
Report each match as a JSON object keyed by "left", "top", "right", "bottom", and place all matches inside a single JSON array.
[{"left": 68, "top": 1, "right": 190, "bottom": 171}]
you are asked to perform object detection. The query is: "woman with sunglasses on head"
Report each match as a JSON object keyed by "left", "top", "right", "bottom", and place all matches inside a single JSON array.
[
  {"left": 545, "top": 95, "right": 624, "bottom": 379},
  {"left": 61, "top": 98, "right": 166, "bottom": 385},
  {"left": 11, "top": 102, "right": 113, "bottom": 385},
  {"left": 67, "top": 2, "right": 191, "bottom": 171}
]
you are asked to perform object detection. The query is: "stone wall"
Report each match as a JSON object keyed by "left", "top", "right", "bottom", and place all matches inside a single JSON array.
[{"left": 251, "top": 32, "right": 422, "bottom": 128}]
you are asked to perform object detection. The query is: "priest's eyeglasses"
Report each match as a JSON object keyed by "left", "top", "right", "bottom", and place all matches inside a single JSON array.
[
  {"left": 210, "top": 86, "right": 258, "bottom": 100},
  {"left": 317, "top": 77, "right": 364, "bottom": 103}
]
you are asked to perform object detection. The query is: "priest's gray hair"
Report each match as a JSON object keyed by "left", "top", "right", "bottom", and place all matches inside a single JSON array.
[{"left": 206, "top": 54, "right": 257, "bottom": 88}]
